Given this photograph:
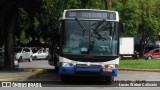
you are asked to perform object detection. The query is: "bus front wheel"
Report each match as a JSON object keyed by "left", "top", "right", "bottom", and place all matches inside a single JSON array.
[
  {"left": 60, "top": 75, "right": 70, "bottom": 82},
  {"left": 105, "top": 76, "right": 114, "bottom": 84}
]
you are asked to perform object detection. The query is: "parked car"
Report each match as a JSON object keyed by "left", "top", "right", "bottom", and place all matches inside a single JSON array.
[
  {"left": 32, "top": 49, "right": 49, "bottom": 60},
  {"left": 0, "top": 51, "right": 19, "bottom": 69},
  {"left": 14, "top": 47, "right": 33, "bottom": 62},
  {"left": 144, "top": 48, "right": 160, "bottom": 60}
]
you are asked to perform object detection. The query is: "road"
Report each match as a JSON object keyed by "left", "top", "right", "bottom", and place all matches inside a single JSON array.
[
  {"left": 19, "top": 60, "right": 54, "bottom": 69},
  {"left": 19, "top": 60, "right": 160, "bottom": 81},
  {"left": 16, "top": 60, "right": 160, "bottom": 90}
]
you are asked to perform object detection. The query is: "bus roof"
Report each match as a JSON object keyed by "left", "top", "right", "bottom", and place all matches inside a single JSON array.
[{"left": 62, "top": 9, "right": 119, "bottom": 21}]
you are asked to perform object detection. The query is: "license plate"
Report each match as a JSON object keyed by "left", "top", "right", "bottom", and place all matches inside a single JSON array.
[{"left": 102, "top": 68, "right": 112, "bottom": 72}]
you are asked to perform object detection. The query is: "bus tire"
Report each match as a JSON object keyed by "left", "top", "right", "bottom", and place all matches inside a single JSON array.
[
  {"left": 60, "top": 75, "right": 70, "bottom": 82},
  {"left": 105, "top": 76, "right": 114, "bottom": 84}
]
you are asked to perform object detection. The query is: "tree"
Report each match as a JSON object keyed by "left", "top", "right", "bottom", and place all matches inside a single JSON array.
[
  {"left": 138, "top": 0, "right": 160, "bottom": 56},
  {"left": 0, "top": 0, "right": 19, "bottom": 70},
  {"left": 0, "top": 0, "right": 43, "bottom": 70},
  {"left": 112, "top": 0, "right": 160, "bottom": 57},
  {"left": 104, "top": 0, "right": 112, "bottom": 10},
  {"left": 112, "top": 0, "right": 140, "bottom": 37}
]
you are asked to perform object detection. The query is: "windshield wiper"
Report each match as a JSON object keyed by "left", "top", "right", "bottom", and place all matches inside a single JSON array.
[
  {"left": 75, "top": 18, "right": 86, "bottom": 36},
  {"left": 91, "top": 20, "right": 113, "bottom": 40}
]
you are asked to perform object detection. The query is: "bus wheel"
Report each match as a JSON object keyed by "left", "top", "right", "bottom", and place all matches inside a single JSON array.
[
  {"left": 60, "top": 75, "right": 70, "bottom": 82},
  {"left": 105, "top": 76, "right": 114, "bottom": 84}
]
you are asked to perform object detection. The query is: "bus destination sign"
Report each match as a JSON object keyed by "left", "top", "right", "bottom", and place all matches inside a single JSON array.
[{"left": 65, "top": 10, "right": 116, "bottom": 20}]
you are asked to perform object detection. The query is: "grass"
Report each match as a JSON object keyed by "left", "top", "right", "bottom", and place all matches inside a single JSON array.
[{"left": 119, "top": 59, "right": 160, "bottom": 69}]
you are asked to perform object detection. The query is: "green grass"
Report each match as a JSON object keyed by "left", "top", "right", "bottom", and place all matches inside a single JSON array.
[{"left": 119, "top": 59, "right": 160, "bottom": 69}]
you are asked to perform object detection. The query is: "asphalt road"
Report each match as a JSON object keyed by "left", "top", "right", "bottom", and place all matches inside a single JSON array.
[
  {"left": 15, "top": 60, "right": 160, "bottom": 90},
  {"left": 19, "top": 60, "right": 160, "bottom": 81},
  {"left": 19, "top": 60, "right": 54, "bottom": 69}
]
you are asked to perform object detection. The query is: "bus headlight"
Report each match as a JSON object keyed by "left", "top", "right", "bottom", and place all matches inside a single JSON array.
[
  {"left": 104, "top": 64, "right": 118, "bottom": 68},
  {"left": 62, "top": 62, "right": 73, "bottom": 67}
]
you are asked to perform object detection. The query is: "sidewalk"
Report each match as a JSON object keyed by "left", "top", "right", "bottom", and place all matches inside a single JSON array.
[{"left": 0, "top": 68, "right": 47, "bottom": 81}]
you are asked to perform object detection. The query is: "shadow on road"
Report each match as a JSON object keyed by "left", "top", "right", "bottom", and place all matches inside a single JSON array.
[{"left": 26, "top": 69, "right": 115, "bottom": 87}]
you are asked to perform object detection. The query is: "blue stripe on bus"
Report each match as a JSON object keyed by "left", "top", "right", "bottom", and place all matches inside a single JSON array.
[
  {"left": 59, "top": 66, "right": 75, "bottom": 75},
  {"left": 59, "top": 66, "right": 118, "bottom": 76}
]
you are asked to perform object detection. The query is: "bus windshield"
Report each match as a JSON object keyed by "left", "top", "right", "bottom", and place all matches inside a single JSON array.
[{"left": 62, "top": 20, "right": 119, "bottom": 56}]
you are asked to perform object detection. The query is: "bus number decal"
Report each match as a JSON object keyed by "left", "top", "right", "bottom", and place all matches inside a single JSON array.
[{"left": 69, "top": 12, "right": 76, "bottom": 17}]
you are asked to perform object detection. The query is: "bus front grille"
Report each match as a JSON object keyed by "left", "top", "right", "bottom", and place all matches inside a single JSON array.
[
  {"left": 76, "top": 64, "right": 88, "bottom": 68},
  {"left": 75, "top": 71, "right": 101, "bottom": 76},
  {"left": 76, "top": 64, "right": 102, "bottom": 68},
  {"left": 89, "top": 64, "right": 102, "bottom": 68}
]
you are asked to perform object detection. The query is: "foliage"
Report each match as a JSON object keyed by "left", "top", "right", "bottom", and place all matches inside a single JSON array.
[
  {"left": 111, "top": 0, "right": 160, "bottom": 56},
  {"left": 119, "top": 59, "right": 160, "bottom": 69},
  {"left": 1, "top": 0, "right": 160, "bottom": 46},
  {"left": 1, "top": 0, "right": 160, "bottom": 70},
  {"left": 138, "top": 0, "right": 160, "bottom": 41}
]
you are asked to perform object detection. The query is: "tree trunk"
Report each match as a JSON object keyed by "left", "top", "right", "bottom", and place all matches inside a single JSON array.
[
  {"left": 104, "top": 0, "right": 112, "bottom": 10},
  {"left": 139, "top": 37, "right": 146, "bottom": 58},
  {"left": 4, "top": 9, "right": 16, "bottom": 70}
]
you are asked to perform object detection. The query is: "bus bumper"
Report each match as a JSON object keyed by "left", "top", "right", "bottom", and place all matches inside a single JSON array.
[{"left": 59, "top": 66, "right": 118, "bottom": 77}]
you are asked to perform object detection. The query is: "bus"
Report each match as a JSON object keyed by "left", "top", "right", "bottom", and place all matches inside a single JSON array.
[{"left": 48, "top": 9, "right": 125, "bottom": 83}]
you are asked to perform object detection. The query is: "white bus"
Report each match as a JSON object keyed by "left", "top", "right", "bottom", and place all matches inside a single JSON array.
[{"left": 48, "top": 9, "right": 125, "bottom": 83}]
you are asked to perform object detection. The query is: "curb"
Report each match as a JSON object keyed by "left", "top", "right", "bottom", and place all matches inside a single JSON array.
[
  {"left": 22, "top": 68, "right": 47, "bottom": 74},
  {"left": 119, "top": 68, "right": 160, "bottom": 72},
  {"left": 0, "top": 76, "right": 31, "bottom": 81},
  {"left": 0, "top": 68, "right": 47, "bottom": 81}
]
